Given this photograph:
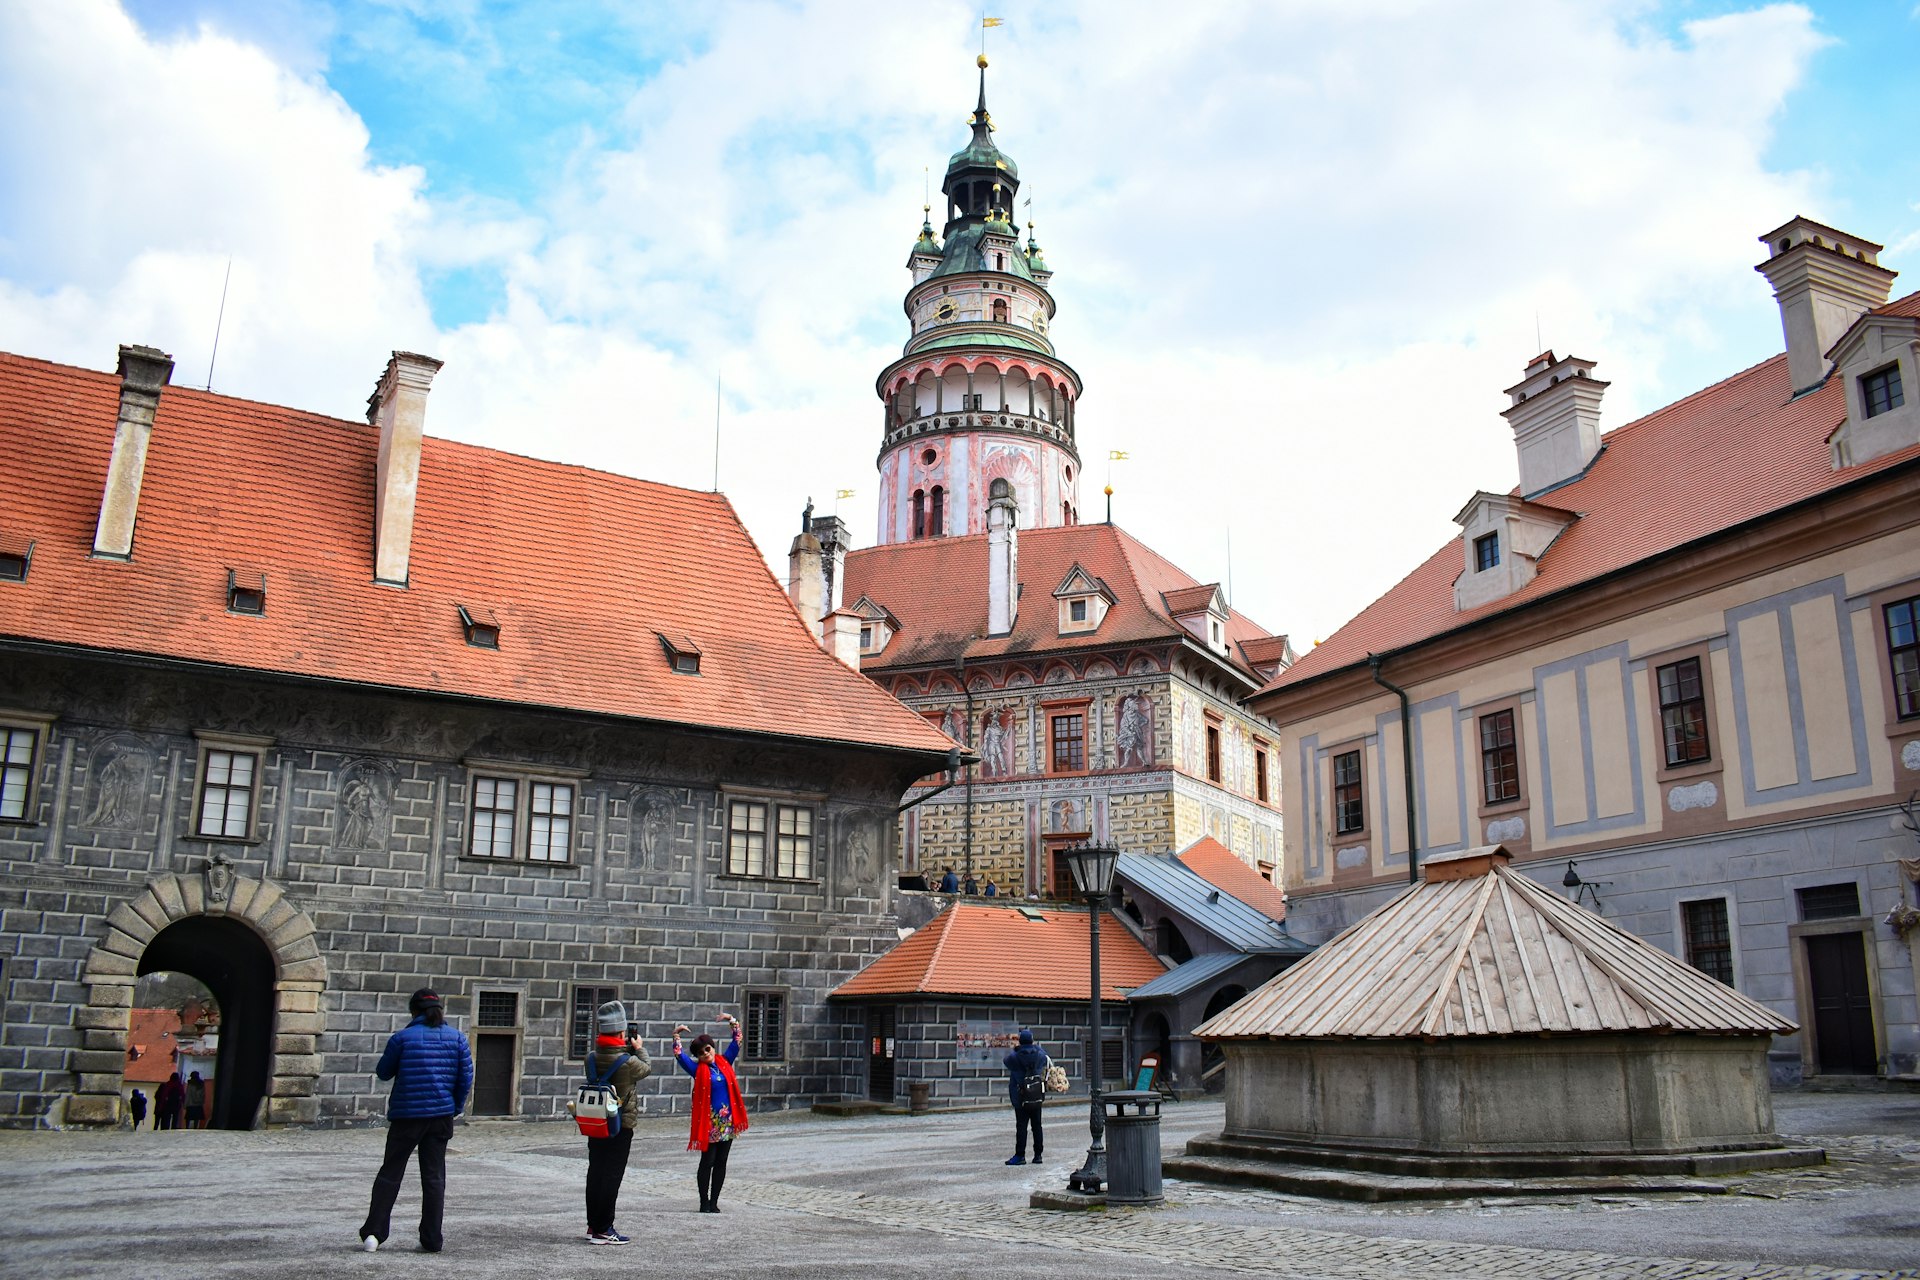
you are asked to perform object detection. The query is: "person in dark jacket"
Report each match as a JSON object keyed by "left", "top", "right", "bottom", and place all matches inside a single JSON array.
[
  {"left": 1003, "top": 1028, "right": 1049, "bottom": 1166},
  {"left": 358, "top": 987, "right": 472, "bottom": 1254},
  {"left": 183, "top": 1071, "right": 206, "bottom": 1128},
  {"left": 128, "top": 1088, "right": 147, "bottom": 1130},
  {"left": 583, "top": 1000, "right": 652, "bottom": 1246},
  {"left": 155, "top": 1072, "right": 184, "bottom": 1130}
]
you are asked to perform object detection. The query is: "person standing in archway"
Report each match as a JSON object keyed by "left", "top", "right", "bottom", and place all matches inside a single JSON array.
[
  {"left": 155, "top": 1072, "right": 184, "bottom": 1130},
  {"left": 358, "top": 988, "right": 472, "bottom": 1254},
  {"left": 183, "top": 1071, "right": 206, "bottom": 1129}
]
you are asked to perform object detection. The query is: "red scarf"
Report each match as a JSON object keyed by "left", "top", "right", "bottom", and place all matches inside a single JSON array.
[
  {"left": 595, "top": 1033, "right": 626, "bottom": 1051},
  {"left": 687, "top": 1054, "right": 748, "bottom": 1151}
]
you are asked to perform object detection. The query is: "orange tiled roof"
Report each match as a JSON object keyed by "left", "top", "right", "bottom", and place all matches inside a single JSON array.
[
  {"left": 843, "top": 523, "right": 1275, "bottom": 677},
  {"left": 124, "top": 1007, "right": 180, "bottom": 1084},
  {"left": 830, "top": 902, "right": 1166, "bottom": 1000},
  {"left": 1264, "top": 293, "right": 1920, "bottom": 696},
  {"left": 1177, "top": 836, "right": 1289, "bottom": 921},
  {"left": 0, "top": 351, "right": 955, "bottom": 758}
]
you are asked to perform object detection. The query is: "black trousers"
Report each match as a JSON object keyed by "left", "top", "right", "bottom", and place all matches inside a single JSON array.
[
  {"left": 695, "top": 1139, "right": 733, "bottom": 1207},
  {"left": 360, "top": 1114, "right": 454, "bottom": 1251},
  {"left": 585, "top": 1126, "right": 635, "bottom": 1234},
  {"left": 1014, "top": 1101, "right": 1044, "bottom": 1159}
]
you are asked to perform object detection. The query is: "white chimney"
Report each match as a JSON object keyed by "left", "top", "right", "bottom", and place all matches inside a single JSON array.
[
  {"left": 788, "top": 529, "right": 826, "bottom": 640},
  {"left": 1755, "top": 218, "right": 1897, "bottom": 395},
  {"left": 367, "top": 351, "right": 443, "bottom": 586},
  {"left": 823, "top": 607, "right": 863, "bottom": 668},
  {"left": 987, "top": 477, "right": 1019, "bottom": 636},
  {"left": 1502, "top": 351, "right": 1607, "bottom": 498},
  {"left": 92, "top": 344, "right": 175, "bottom": 560}
]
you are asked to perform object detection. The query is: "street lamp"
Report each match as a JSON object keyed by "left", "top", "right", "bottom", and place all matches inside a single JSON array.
[{"left": 1062, "top": 842, "right": 1119, "bottom": 1194}]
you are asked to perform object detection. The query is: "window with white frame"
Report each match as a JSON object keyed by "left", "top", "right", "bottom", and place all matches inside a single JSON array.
[
  {"left": 464, "top": 763, "right": 581, "bottom": 863},
  {"left": 192, "top": 736, "right": 268, "bottom": 840},
  {"left": 727, "top": 797, "right": 815, "bottom": 879},
  {"left": 0, "top": 721, "right": 44, "bottom": 821}
]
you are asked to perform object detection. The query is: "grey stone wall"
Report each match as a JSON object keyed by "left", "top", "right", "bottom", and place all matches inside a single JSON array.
[
  {"left": 0, "top": 651, "right": 926, "bottom": 1126},
  {"left": 849, "top": 998, "right": 1129, "bottom": 1108}
]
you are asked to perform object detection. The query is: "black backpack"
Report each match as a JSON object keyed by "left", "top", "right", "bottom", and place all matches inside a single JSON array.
[{"left": 1018, "top": 1055, "right": 1048, "bottom": 1104}]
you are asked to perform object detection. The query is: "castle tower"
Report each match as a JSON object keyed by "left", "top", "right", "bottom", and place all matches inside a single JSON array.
[{"left": 874, "top": 56, "right": 1083, "bottom": 545}]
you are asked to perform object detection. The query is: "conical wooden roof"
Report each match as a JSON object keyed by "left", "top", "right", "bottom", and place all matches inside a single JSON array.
[{"left": 1198, "top": 847, "right": 1795, "bottom": 1040}]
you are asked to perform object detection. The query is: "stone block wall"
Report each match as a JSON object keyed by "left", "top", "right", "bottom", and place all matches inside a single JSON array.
[{"left": 853, "top": 998, "right": 1130, "bottom": 1107}]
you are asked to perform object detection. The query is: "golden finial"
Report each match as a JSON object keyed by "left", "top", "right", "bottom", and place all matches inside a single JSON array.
[
  {"left": 1104, "top": 484, "right": 1114, "bottom": 497},
  {"left": 977, "top": 53, "right": 989, "bottom": 68}
]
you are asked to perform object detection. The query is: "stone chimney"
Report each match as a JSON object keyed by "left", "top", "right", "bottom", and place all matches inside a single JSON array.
[
  {"left": 822, "top": 607, "right": 863, "bottom": 668},
  {"left": 809, "top": 513, "right": 851, "bottom": 615},
  {"left": 1755, "top": 218, "right": 1897, "bottom": 395},
  {"left": 986, "top": 477, "right": 1019, "bottom": 636},
  {"left": 367, "top": 351, "right": 443, "bottom": 586},
  {"left": 1501, "top": 351, "right": 1608, "bottom": 498},
  {"left": 788, "top": 528, "right": 826, "bottom": 640},
  {"left": 91, "top": 344, "right": 176, "bottom": 560}
]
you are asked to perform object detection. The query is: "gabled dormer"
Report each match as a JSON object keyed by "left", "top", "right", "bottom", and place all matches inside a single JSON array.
[
  {"left": 1825, "top": 310, "right": 1918, "bottom": 469},
  {"left": 1164, "top": 584, "right": 1231, "bottom": 657},
  {"left": 1239, "top": 634, "right": 1297, "bottom": 682},
  {"left": 848, "top": 595, "right": 901, "bottom": 659},
  {"left": 1453, "top": 491, "right": 1576, "bottom": 611},
  {"left": 1053, "top": 564, "right": 1115, "bottom": 635}
]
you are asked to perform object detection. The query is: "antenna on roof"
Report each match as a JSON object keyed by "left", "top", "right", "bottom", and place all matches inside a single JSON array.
[
  {"left": 205, "top": 256, "right": 232, "bottom": 391},
  {"left": 712, "top": 370, "right": 722, "bottom": 491},
  {"left": 1535, "top": 309, "right": 1543, "bottom": 356},
  {"left": 1226, "top": 526, "right": 1234, "bottom": 607}
]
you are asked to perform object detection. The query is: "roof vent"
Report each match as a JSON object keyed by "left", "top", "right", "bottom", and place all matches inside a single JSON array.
[
  {"left": 457, "top": 605, "right": 500, "bottom": 649},
  {"left": 226, "top": 568, "right": 265, "bottom": 615},
  {"left": 657, "top": 632, "right": 702, "bottom": 675},
  {"left": 0, "top": 533, "right": 32, "bottom": 582}
]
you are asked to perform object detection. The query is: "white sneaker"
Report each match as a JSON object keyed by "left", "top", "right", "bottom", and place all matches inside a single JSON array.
[{"left": 361, "top": 1235, "right": 379, "bottom": 1253}]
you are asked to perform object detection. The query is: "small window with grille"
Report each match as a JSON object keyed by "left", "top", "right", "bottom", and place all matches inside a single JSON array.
[
  {"left": 1681, "top": 899, "right": 1734, "bottom": 986},
  {"left": 1797, "top": 883, "right": 1861, "bottom": 921},
  {"left": 570, "top": 985, "right": 621, "bottom": 1058},
  {"left": 475, "top": 990, "right": 520, "bottom": 1029},
  {"left": 744, "top": 990, "right": 786, "bottom": 1061}
]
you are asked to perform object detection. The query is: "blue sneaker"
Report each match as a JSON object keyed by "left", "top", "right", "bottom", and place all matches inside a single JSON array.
[
  {"left": 1005, "top": 1155, "right": 1026, "bottom": 1165},
  {"left": 603, "top": 1229, "right": 631, "bottom": 1245}
]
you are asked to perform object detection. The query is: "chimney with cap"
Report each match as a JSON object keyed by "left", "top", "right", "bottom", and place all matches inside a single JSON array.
[
  {"left": 1754, "top": 218, "right": 1897, "bottom": 396},
  {"left": 367, "top": 351, "right": 444, "bottom": 586},
  {"left": 1502, "top": 350, "right": 1607, "bottom": 498},
  {"left": 986, "top": 477, "right": 1019, "bottom": 636},
  {"left": 92, "top": 344, "right": 176, "bottom": 560},
  {"left": 788, "top": 527, "right": 826, "bottom": 640}
]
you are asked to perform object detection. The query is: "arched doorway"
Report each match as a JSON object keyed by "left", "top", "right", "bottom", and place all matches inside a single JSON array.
[
  {"left": 1200, "top": 984, "right": 1248, "bottom": 1085},
  {"left": 138, "top": 916, "right": 276, "bottom": 1129}
]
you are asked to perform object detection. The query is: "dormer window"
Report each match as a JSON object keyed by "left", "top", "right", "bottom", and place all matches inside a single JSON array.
[
  {"left": 1054, "top": 565, "right": 1113, "bottom": 635},
  {"left": 458, "top": 605, "right": 501, "bottom": 649},
  {"left": 1863, "top": 364, "right": 1904, "bottom": 418},
  {"left": 226, "top": 568, "right": 265, "bottom": 615},
  {"left": 0, "top": 534, "right": 32, "bottom": 582},
  {"left": 657, "top": 633, "right": 702, "bottom": 675},
  {"left": 1473, "top": 532, "right": 1500, "bottom": 572},
  {"left": 859, "top": 625, "right": 873, "bottom": 649},
  {"left": 1069, "top": 599, "right": 1087, "bottom": 623}
]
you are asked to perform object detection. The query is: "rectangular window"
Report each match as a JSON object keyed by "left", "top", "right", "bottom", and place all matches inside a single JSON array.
[
  {"left": 728, "top": 799, "right": 767, "bottom": 876},
  {"left": 469, "top": 777, "right": 518, "bottom": 859},
  {"left": 196, "top": 748, "right": 257, "bottom": 838},
  {"left": 744, "top": 990, "right": 787, "bottom": 1061},
  {"left": 1479, "top": 709, "right": 1520, "bottom": 804},
  {"left": 1474, "top": 531, "right": 1500, "bottom": 572},
  {"left": 1657, "top": 657, "right": 1711, "bottom": 766},
  {"left": 1681, "top": 899, "right": 1734, "bottom": 986},
  {"left": 1069, "top": 598, "right": 1087, "bottom": 622},
  {"left": 1, "top": 726, "right": 38, "bottom": 821},
  {"left": 1205, "top": 723, "right": 1222, "bottom": 783},
  {"left": 774, "top": 805, "right": 813, "bottom": 878},
  {"left": 1332, "top": 750, "right": 1364, "bottom": 835},
  {"left": 1887, "top": 595, "right": 1920, "bottom": 720},
  {"left": 1797, "top": 883, "right": 1861, "bottom": 921},
  {"left": 475, "top": 990, "right": 520, "bottom": 1028},
  {"left": 1861, "top": 364, "right": 1905, "bottom": 418},
  {"left": 1255, "top": 751, "right": 1270, "bottom": 803},
  {"left": 1050, "top": 713, "right": 1085, "bottom": 772},
  {"left": 569, "top": 985, "right": 620, "bottom": 1058},
  {"left": 527, "top": 782, "right": 573, "bottom": 863}
]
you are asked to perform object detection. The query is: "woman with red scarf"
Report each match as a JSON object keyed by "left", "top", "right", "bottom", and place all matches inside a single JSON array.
[{"left": 672, "top": 1013, "right": 748, "bottom": 1213}]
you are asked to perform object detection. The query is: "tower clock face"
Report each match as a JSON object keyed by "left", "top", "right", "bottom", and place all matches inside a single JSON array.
[
  {"left": 1033, "top": 314, "right": 1047, "bottom": 334},
  {"left": 935, "top": 300, "right": 956, "bottom": 322}
]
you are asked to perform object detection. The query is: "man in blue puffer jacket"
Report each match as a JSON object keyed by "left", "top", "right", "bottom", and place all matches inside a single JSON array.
[
  {"left": 1003, "top": 1028, "right": 1049, "bottom": 1166},
  {"left": 358, "top": 987, "right": 473, "bottom": 1253}
]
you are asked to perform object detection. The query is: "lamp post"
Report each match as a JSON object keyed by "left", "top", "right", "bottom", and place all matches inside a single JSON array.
[{"left": 1062, "top": 842, "right": 1119, "bottom": 1195}]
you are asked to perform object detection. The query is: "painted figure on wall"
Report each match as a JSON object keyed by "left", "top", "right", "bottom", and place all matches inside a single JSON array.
[
  {"left": 337, "top": 761, "right": 394, "bottom": 851},
  {"left": 979, "top": 708, "right": 1015, "bottom": 779},
  {"left": 1179, "top": 699, "right": 1201, "bottom": 775},
  {"left": 634, "top": 789, "right": 676, "bottom": 871},
  {"left": 940, "top": 706, "right": 965, "bottom": 746},
  {"left": 1048, "top": 797, "right": 1085, "bottom": 835},
  {"left": 1116, "top": 694, "right": 1152, "bottom": 769},
  {"left": 81, "top": 736, "right": 152, "bottom": 830}
]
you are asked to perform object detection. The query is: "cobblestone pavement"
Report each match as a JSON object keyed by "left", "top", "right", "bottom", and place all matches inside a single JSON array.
[{"left": 1, "top": 1091, "right": 1915, "bottom": 1279}]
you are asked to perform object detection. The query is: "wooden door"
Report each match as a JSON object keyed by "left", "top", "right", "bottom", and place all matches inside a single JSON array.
[
  {"left": 472, "top": 1033, "right": 516, "bottom": 1115},
  {"left": 1806, "top": 933, "right": 1876, "bottom": 1075},
  {"left": 866, "top": 1006, "right": 896, "bottom": 1101}
]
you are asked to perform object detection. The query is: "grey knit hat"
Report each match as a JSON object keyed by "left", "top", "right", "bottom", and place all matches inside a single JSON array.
[{"left": 596, "top": 999, "right": 628, "bottom": 1034}]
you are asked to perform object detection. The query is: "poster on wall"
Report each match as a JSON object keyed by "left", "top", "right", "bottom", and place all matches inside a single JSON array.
[{"left": 955, "top": 1019, "right": 1022, "bottom": 1067}]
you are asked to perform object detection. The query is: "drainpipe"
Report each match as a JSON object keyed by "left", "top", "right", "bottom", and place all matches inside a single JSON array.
[
  {"left": 959, "top": 656, "right": 975, "bottom": 882},
  {"left": 1368, "top": 654, "right": 1421, "bottom": 886}
]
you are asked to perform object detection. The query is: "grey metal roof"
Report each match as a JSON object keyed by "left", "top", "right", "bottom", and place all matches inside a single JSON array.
[
  {"left": 1115, "top": 853, "right": 1309, "bottom": 956},
  {"left": 1124, "top": 950, "right": 1251, "bottom": 1001}
]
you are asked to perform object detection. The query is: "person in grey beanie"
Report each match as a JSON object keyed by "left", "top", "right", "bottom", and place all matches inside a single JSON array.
[
  {"left": 359, "top": 987, "right": 472, "bottom": 1253},
  {"left": 1003, "top": 1028, "right": 1049, "bottom": 1166},
  {"left": 584, "top": 999, "right": 652, "bottom": 1245}
]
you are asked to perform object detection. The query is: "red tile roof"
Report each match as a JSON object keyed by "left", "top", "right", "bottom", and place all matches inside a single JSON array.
[
  {"left": 1177, "top": 836, "right": 1289, "bottom": 921},
  {"left": 1265, "top": 293, "right": 1920, "bottom": 696},
  {"left": 0, "top": 351, "right": 955, "bottom": 757},
  {"left": 830, "top": 902, "right": 1166, "bottom": 1000},
  {"left": 123, "top": 1007, "right": 181, "bottom": 1084},
  {"left": 843, "top": 523, "right": 1276, "bottom": 677}
]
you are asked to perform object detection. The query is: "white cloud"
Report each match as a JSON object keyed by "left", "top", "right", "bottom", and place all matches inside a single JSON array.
[{"left": 0, "top": 0, "right": 1851, "bottom": 648}]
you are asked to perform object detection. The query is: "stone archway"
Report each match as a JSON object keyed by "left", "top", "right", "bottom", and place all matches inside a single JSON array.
[{"left": 69, "top": 871, "right": 326, "bottom": 1128}]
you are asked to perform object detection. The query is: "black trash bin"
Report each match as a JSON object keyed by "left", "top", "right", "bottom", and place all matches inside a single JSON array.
[
  {"left": 907, "top": 1081, "right": 931, "bottom": 1114},
  {"left": 1102, "top": 1089, "right": 1163, "bottom": 1205}
]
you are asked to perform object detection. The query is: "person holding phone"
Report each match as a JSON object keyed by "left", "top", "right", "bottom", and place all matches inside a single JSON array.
[
  {"left": 672, "top": 1013, "right": 749, "bottom": 1213},
  {"left": 584, "top": 1000, "right": 652, "bottom": 1246}
]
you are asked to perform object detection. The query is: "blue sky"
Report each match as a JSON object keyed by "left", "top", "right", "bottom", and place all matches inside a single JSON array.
[{"left": 3, "top": 1, "right": 1917, "bottom": 646}]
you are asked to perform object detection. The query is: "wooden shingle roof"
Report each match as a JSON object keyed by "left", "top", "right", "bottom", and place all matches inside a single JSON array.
[{"left": 1197, "top": 846, "right": 1795, "bottom": 1040}]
